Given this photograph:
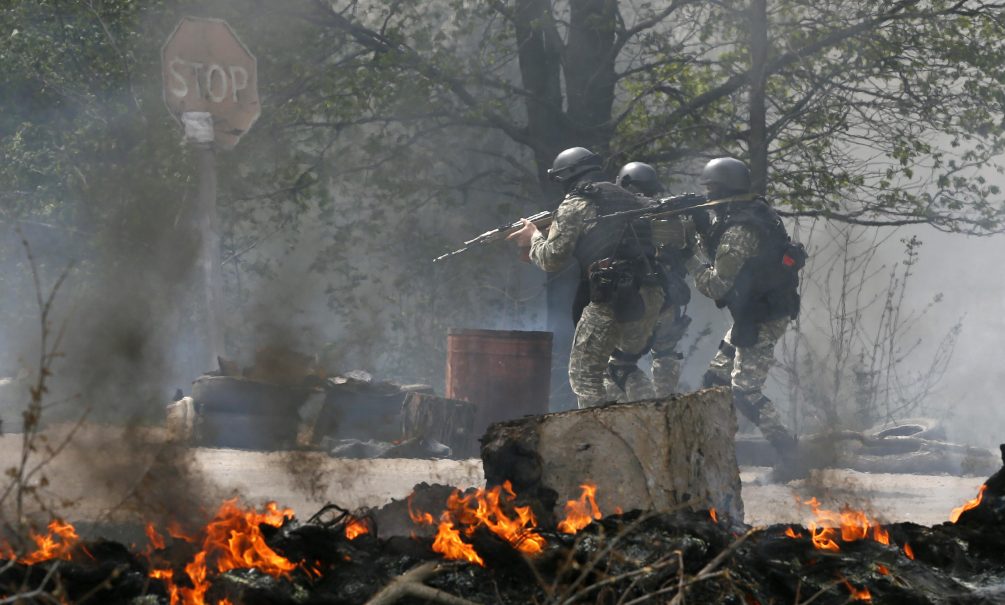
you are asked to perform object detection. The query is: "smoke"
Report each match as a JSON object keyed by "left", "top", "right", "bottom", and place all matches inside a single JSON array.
[
  {"left": 3, "top": 1, "right": 1003, "bottom": 539},
  {"left": 899, "top": 229, "right": 1005, "bottom": 449}
]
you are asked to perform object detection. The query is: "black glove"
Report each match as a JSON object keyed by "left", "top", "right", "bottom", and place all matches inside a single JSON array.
[{"left": 688, "top": 208, "right": 712, "bottom": 234}]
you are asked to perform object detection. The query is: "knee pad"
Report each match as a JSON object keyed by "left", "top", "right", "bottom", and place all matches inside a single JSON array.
[
  {"left": 651, "top": 346, "right": 683, "bottom": 361},
  {"left": 611, "top": 348, "right": 644, "bottom": 363},
  {"left": 607, "top": 362, "right": 639, "bottom": 392},
  {"left": 702, "top": 369, "right": 731, "bottom": 388},
  {"left": 732, "top": 389, "right": 769, "bottom": 424}
]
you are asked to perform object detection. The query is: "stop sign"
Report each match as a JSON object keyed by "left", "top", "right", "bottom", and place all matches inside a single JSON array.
[{"left": 162, "top": 17, "right": 260, "bottom": 149}]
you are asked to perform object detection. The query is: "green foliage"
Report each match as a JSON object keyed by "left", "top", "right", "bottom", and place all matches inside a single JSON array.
[
  {"left": 611, "top": 1, "right": 1005, "bottom": 231},
  {"left": 3, "top": 0, "right": 1004, "bottom": 390}
]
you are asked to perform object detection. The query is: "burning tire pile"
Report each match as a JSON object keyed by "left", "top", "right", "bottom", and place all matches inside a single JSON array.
[{"left": 2, "top": 446, "right": 1004, "bottom": 604}]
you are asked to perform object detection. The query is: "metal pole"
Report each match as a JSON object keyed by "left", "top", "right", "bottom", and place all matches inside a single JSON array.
[{"left": 184, "top": 112, "right": 226, "bottom": 367}]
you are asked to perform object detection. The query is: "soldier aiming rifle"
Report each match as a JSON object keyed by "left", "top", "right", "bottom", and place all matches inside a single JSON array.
[{"left": 506, "top": 147, "right": 665, "bottom": 408}]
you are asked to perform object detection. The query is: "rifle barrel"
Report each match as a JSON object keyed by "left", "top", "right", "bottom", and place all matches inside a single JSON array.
[{"left": 433, "top": 210, "right": 554, "bottom": 263}]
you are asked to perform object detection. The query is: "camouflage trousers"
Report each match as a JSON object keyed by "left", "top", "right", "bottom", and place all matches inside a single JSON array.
[
  {"left": 704, "top": 317, "right": 795, "bottom": 452},
  {"left": 604, "top": 304, "right": 689, "bottom": 402},
  {"left": 571, "top": 286, "right": 664, "bottom": 408},
  {"left": 649, "top": 305, "right": 690, "bottom": 397}
]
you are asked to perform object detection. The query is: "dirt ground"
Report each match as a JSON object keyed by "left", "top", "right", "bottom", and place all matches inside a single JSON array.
[{"left": 0, "top": 427, "right": 987, "bottom": 530}]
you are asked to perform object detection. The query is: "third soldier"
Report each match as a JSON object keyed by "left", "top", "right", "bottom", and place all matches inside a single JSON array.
[{"left": 685, "top": 157, "right": 805, "bottom": 463}]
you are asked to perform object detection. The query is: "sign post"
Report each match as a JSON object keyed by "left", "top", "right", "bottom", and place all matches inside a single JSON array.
[{"left": 162, "top": 17, "right": 260, "bottom": 366}]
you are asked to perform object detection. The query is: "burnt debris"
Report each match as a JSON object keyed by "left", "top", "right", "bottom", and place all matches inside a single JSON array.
[{"left": 2, "top": 447, "right": 1004, "bottom": 604}]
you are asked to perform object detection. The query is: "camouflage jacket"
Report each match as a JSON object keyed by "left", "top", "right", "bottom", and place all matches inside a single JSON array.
[
  {"left": 529, "top": 194, "right": 597, "bottom": 272},
  {"left": 686, "top": 223, "right": 761, "bottom": 301}
]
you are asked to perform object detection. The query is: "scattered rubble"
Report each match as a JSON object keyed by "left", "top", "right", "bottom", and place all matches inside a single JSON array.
[
  {"left": 166, "top": 347, "right": 476, "bottom": 458},
  {"left": 737, "top": 417, "right": 999, "bottom": 476}
]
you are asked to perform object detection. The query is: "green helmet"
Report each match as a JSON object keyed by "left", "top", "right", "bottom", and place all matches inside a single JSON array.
[
  {"left": 547, "top": 147, "right": 603, "bottom": 184},
  {"left": 616, "top": 162, "right": 665, "bottom": 196},
  {"left": 700, "top": 157, "right": 750, "bottom": 195}
]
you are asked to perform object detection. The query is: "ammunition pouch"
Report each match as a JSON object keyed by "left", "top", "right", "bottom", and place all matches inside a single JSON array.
[
  {"left": 661, "top": 271, "right": 691, "bottom": 308},
  {"left": 782, "top": 241, "right": 807, "bottom": 271},
  {"left": 718, "top": 339, "right": 737, "bottom": 359},
  {"left": 702, "top": 369, "right": 731, "bottom": 388},
  {"left": 588, "top": 258, "right": 646, "bottom": 322},
  {"left": 652, "top": 347, "right": 683, "bottom": 361},
  {"left": 652, "top": 313, "right": 691, "bottom": 356},
  {"left": 607, "top": 364, "right": 638, "bottom": 392},
  {"left": 608, "top": 349, "right": 644, "bottom": 392}
]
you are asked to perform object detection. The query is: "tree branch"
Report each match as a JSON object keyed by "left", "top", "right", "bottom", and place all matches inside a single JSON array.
[{"left": 311, "top": 1, "right": 537, "bottom": 151}]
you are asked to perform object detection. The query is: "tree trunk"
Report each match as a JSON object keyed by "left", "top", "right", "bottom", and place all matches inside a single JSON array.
[
  {"left": 510, "top": 1, "right": 623, "bottom": 411},
  {"left": 748, "top": 0, "right": 769, "bottom": 195},
  {"left": 564, "top": 0, "right": 619, "bottom": 153},
  {"left": 510, "top": 0, "right": 579, "bottom": 410},
  {"left": 513, "top": 0, "right": 566, "bottom": 188},
  {"left": 481, "top": 388, "right": 744, "bottom": 523}
]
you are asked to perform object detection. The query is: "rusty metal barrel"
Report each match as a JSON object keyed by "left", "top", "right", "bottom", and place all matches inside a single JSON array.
[{"left": 446, "top": 329, "right": 553, "bottom": 442}]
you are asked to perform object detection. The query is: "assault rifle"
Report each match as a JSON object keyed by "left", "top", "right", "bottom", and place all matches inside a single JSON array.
[
  {"left": 587, "top": 192, "right": 756, "bottom": 224},
  {"left": 433, "top": 210, "right": 554, "bottom": 263}
]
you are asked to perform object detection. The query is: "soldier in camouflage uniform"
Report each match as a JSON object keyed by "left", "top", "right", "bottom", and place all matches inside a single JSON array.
[
  {"left": 508, "top": 148, "right": 664, "bottom": 408},
  {"left": 608, "top": 162, "right": 694, "bottom": 400},
  {"left": 685, "top": 157, "right": 803, "bottom": 458}
]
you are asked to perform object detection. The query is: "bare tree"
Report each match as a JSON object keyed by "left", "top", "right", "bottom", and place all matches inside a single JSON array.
[{"left": 776, "top": 222, "right": 961, "bottom": 434}]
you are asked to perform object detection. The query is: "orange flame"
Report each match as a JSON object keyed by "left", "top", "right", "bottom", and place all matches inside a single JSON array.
[
  {"left": 5, "top": 502, "right": 299, "bottom": 605},
  {"left": 146, "top": 522, "right": 166, "bottom": 551},
  {"left": 709, "top": 508, "right": 718, "bottom": 523},
  {"left": 408, "top": 482, "right": 546, "bottom": 565},
  {"left": 150, "top": 568, "right": 179, "bottom": 604},
  {"left": 432, "top": 518, "right": 484, "bottom": 566},
  {"left": 145, "top": 500, "right": 298, "bottom": 605},
  {"left": 168, "top": 520, "right": 197, "bottom": 542},
  {"left": 784, "top": 527, "right": 803, "bottom": 539},
  {"left": 345, "top": 517, "right": 370, "bottom": 540},
  {"left": 876, "top": 564, "right": 890, "bottom": 576},
  {"left": 179, "top": 551, "right": 209, "bottom": 605},
  {"left": 872, "top": 525, "right": 890, "bottom": 545},
  {"left": 19, "top": 519, "right": 81, "bottom": 565},
  {"left": 903, "top": 543, "right": 915, "bottom": 560},
  {"left": 557, "top": 483, "right": 602, "bottom": 534},
  {"left": 950, "top": 484, "right": 986, "bottom": 523},
  {"left": 408, "top": 494, "right": 436, "bottom": 527},
  {"left": 198, "top": 500, "right": 297, "bottom": 577},
  {"left": 840, "top": 576, "right": 872, "bottom": 601},
  {"left": 809, "top": 526, "right": 840, "bottom": 552},
  {"left": 802, "top": 498, "right": 889, "bottom": 553},
  {"left": 409, "top": 498, "right": 483, "bottom": 565}
]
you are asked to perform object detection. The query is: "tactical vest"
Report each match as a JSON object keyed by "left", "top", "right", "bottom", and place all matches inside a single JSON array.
[
  {"left": 571, "top": 181, "right": 657, "bottom": 274},
  {"left": 706, "top": 198, "right": 802, "bottom": 343},
  {"left": 569, "top": 181, "right": 659, "bottom": 324}
]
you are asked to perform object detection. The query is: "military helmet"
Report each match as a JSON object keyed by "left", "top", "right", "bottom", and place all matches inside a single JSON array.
[
  {"left": 616, "top": 162, "right": 665, "bottom": 196},
  {"left": 547, "top": 147, "right": 603, "bottom": 183},
  {"left": 700, "top": 157, "right": 751, "bottom": 194}
]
